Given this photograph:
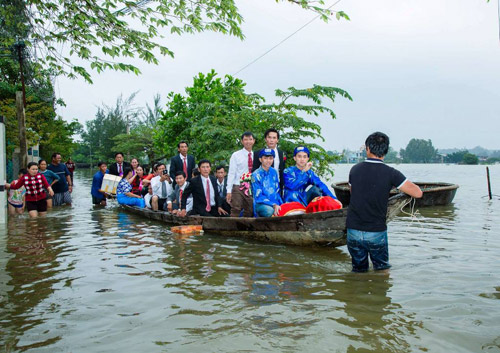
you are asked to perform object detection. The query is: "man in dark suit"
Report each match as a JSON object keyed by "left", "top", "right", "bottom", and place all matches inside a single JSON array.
[
  {"left": 108, "top": 152, "right": 131, "bottom": 176},
  {"left": 252, "top": 128, "right": 286, "bottom": 195},
  {"left": 215, "top": 165, "right": 231, "bottom": 214},
  {"left": 169, "top": 141, "right": 196, "bottom": 186},
  {"left": 168, "top": 171, "right": 193, "bottom": 214},
  {"left": 178, "top": 159, "right": 228, "bottom": 217}
]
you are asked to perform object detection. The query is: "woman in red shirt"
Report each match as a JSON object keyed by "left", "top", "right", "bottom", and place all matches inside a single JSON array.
[
  {"left": 129, "top": 165, "right": 146, "bottom": 195},
  {"left": 10, "top": 162, "right": 55, "bottom": 218}
]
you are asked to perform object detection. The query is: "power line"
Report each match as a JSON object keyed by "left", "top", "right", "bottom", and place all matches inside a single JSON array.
[{"left": 232, "top": 0, "right": 343, "bottom": 76}]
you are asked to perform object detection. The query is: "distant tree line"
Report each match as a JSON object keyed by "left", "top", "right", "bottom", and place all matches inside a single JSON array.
[{"left": 330, "top": 138, "right": 499, "bottom": 165}]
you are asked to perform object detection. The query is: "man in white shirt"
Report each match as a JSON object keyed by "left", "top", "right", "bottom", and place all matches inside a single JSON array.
[
  {"left": 226, "top": 131, "right": 255, "bottom": 217},
  {"left": 253, "top": 128, "right": 286, "bottom": 196},
  {"left": 150, "top": 163, "right": 174, "bottom": 211}
]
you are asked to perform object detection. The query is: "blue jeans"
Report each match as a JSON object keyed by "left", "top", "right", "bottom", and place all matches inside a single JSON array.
[
  {"left": 347, "top": 228, "right": 390, "bottom": 272},
  {"left": 255, "top": 203, "right": 274, "bottom": 217}
]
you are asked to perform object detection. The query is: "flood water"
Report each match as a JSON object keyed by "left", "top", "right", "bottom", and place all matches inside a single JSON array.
[{"left": 0, "top": 164, "right": 499, "bottom": 352}]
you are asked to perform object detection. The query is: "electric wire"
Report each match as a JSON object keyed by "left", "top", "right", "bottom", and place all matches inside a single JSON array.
[{"left": 232, "top": 0, "right": 343, "bottom": 76}]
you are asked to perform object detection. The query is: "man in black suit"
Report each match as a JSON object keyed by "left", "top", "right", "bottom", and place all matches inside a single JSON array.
[
  {"left": 252, "top": 128, "right": 286, "bottom": 195},
  {"left": 108, "top": 152, "right": 131, "bottom": 176},
  {"left": 215, "top": 165, "right": 231, "bottom": 214},
  {"left": 169, "top": 141, "right": 196, "bottom": 186},
  {"left": 178, "top": 159, "right": 228, "bottom": 217},
  {"left": 168, "top": 171, "right": 193, "bottom": 214}
]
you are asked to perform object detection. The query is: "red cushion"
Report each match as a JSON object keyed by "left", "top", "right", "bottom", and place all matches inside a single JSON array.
[
  {"left": 277, "top": 202, "right": 306, "bottom": 217},
  {"left": 306, "top": 196, "right": 343, "bottom": 213}
]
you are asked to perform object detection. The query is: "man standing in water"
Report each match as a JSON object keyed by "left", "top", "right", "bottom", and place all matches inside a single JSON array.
[
  {"left": 48, "top": 152, "right": 72, "bottom": 206},
  {"left": 346, "top": 132, "right": 423, "bottom": 272}
]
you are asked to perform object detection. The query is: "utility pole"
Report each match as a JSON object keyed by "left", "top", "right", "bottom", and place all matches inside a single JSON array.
[
  {"left": 0, "top": 116, "right": 7, "bottom": 223},
  {"left": 16, "top": 92, "right": 28, "bottom": 168},
  {"left": 14, "top": 41, "right": 27, "bottom": 107}
]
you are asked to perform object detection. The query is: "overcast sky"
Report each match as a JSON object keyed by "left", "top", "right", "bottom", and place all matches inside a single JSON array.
[{"left": 55, "top": 0, "right": 500, "bottom": 152}]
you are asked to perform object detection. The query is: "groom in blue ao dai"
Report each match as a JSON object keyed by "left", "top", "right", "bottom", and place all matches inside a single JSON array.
[{"left": 252, "top": 149, "right": 283, "bottom": 217}]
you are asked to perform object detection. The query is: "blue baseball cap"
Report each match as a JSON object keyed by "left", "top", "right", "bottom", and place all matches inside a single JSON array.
[
  {"left": 293, "top": 146, "right": 310, "bottom": 157},
  {"left": 259, "top": 148, "right": 276, "bottom": 158}
]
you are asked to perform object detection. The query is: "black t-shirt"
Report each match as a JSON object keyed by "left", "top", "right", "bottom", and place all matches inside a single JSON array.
[{"left": 346, "top": 159, "right": 406, "bottom": 232}]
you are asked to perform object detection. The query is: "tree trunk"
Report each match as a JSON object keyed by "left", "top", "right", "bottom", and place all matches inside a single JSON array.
[{"left": 16, "top": 91, "right": 28, "bottom": 168}]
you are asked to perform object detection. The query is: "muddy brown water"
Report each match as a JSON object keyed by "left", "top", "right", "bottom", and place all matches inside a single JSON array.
[{"left": 0, "top": 164, "right": 499, "bottom": 352}]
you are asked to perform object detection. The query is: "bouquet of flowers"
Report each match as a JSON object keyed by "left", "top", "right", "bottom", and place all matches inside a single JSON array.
[{"left": 239, "top": 172, "right": 252, "bottom": 196}]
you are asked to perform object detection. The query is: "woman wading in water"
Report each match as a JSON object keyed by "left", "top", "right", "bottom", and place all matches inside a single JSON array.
[{"left": 9, "top": 162, "right": 55, "bottom": 218}]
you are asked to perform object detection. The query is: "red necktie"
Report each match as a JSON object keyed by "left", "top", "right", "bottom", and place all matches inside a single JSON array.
[
  {"left": 179, "top": 189, "right": 183, "bottom": 202},
  {"left": 248, "top": 152, "right": 253, "bottom": 172},
  {"left": 118, "top": 163, "right": 122, "bottom": 175},
  {"left": 183, "top": 157, "right": 187, "bottom": 177},
  {"left": 205, "top": 179, "right": 211, "bottom": 212}
]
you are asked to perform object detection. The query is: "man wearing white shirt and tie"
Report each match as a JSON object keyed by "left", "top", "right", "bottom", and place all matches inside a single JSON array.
[
  {"left": 226, "top": 131, "right": 255, "bottom": 217},
  {"left": 150, "top": 163, "right": 174, "bottom": 211}
]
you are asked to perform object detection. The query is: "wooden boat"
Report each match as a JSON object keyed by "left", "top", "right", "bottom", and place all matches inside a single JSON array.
[
  {"left": 120, "top": 193, "right": 409, "bottom": 248},
  {"left": 331, "top": 181, "right": 459, "bottom": 207}
]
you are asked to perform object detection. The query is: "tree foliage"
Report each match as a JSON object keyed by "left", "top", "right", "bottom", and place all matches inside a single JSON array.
[
  {"left": 0, "top": 79, "right": 81, "bottom": 161},
  {"left": 462, "top": 153, "right": 479, "bottom": 165},
  {"left": 155, "top": 70, "right": 352, "bottom": 177},
  {"left": 80, "top": 93, "right": 138, "bottom": 162},
  {"left": 383, "top": 147, "right": 400, "bottom": 163},
  {"left": 400, "top": 138, "right": 438, "bottom": 163},
  {"left": 444, "top": 150, "right": 468, "bottom": 164},
  {"left": 113, "top": 94, "right": 163, "bottom": 165},
  {"left": 1, "top": 0, "right": 347, "bottom": 83}
]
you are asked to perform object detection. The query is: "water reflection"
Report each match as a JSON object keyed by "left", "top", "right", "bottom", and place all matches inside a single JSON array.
[
  {"left": 0, "top": 217, "right": 71, "bottom": 350},
  {"left": 155, "top": 234, "right": 422, "bottom": 351}
]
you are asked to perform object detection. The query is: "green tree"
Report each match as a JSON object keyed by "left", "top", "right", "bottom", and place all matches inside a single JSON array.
[
  {"left": 0, "top": 83, "right": 81, "bottom": 161},
  {"left": 113, "top": 94, "right": 164, "bottom": 165},
  {"left": 445, "top": 150, "right": 468, "bottom": 164},
  {"left": 383, "top": 147, "right": 400, "bottom": 163},
  {"left": 155, "top": 70, "right": 352, "bottom": 177},
  {"left": 1, "top": 0, "right": 347, "bottom": 83},
  {"left": 81, "top": 93, "right": 138, "bottom": 162},
  {"left": 400, "top": 138, "right": 438, "bottom": 163},
  {"left": 462, "top": 153, "right": 479, "bottom": 165}
]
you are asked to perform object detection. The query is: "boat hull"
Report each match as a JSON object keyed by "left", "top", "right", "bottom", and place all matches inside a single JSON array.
[
  {"left": 121, "top": 194, "right": 409, "bottom": 248},
  {"left": 332, "top": 181, "right": 459, "bottom": 207}
]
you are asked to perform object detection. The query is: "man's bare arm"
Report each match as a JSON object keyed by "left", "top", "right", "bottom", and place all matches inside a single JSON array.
[{"left": 399, "top": 180, "right": 423, "bottom": 198}]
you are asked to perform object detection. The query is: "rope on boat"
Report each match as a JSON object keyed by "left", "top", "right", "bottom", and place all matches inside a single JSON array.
[{"left": 399, "top": 197, "right": 422, "bottom": 225}]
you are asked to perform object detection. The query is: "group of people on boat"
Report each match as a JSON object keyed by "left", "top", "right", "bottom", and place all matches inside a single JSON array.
[
  {"left": 91, "top": 128, "right": 343, "bottom": 218},
  {"left": 5, "top": 154, "right": 75, "bottom": 218},
  {"left": 6, "top": 127, "right": 425, "bottom": 273},
  {"left": 92, "top": 130, "right": 424, "bottom": 272}
]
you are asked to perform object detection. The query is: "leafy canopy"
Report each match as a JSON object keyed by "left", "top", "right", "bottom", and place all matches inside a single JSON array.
[
  {"left": 400, "top": 138, "right": 438, "bottom": 163},
  {"left": 155, "top": 70, "right": 352, "bottom": 177},
  {"left": 1, "top": 0, "right": 347, "bottom": 83}
]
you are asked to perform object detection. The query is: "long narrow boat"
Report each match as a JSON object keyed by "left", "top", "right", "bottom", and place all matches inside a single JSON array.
[
  {"left": 331, "top": 181, "right": 459, "bottom": 207},
  {"left": 121, "top": 194, "right": 409, "bottom": 247}
]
